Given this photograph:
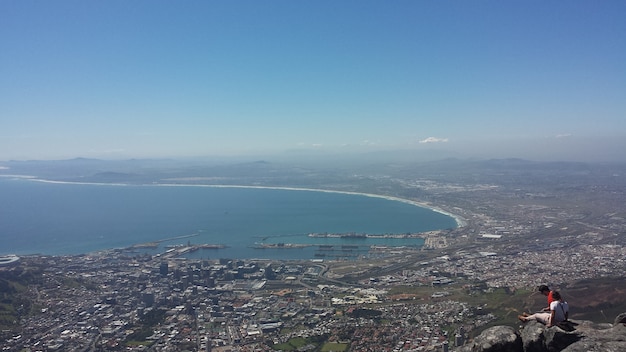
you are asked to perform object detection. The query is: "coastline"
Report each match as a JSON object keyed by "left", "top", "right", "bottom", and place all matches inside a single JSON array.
[{"left": 10, "top": 176, "right": 466, "bottom": 228}]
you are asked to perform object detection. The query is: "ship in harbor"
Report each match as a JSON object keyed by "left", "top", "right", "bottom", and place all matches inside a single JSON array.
[
  {"left": 308, "top": 232, "right": 367, "bottom": 238},
  {"left": 308, "top": 232, "right": 419, "bottom": 239},
  {"left": 252, "top": 243, "right": 312, "bottom": 249}
]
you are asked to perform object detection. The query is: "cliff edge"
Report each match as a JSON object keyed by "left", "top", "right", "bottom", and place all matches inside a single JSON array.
[{"left": 457, "top": 313, "right": 626, "bottom": 352}]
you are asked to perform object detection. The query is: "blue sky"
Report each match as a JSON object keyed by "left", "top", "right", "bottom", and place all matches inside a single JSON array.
[{"left": 1, "top": 1, "right": 625, "bottom": 162}]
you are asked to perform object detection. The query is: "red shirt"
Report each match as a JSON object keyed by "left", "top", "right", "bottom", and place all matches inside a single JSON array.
[{"left": 547, "top": 291, "right": 554, "bottom": 304}]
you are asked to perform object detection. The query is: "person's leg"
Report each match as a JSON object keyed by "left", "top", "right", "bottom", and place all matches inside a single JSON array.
[
  {"left": 519, "top": 312, "right": 550, "bottom": 324},
  {"left": 534, "top": 312, "right": 551, "bottom": 324}
]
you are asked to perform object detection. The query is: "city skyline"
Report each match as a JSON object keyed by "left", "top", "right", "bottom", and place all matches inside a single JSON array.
[{"left": 1, "top": 1, "right": 625, "bottom": 162}]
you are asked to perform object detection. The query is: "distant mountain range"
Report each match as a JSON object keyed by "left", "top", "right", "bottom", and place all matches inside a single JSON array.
[{"left": 1, "top": 156, "right": 624, "bottom": 185}]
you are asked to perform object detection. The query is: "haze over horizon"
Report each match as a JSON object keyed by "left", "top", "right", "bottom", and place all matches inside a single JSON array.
[{"left": 2, "top": 1, "right": 625, "bottom": 163}]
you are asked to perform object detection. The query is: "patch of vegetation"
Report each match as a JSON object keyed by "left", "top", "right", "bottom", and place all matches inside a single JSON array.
[
  {"left": 272, "top": 337, "right": 307, "bottom": 351},
  {"left": 124, "top": 308, "right": 167, "bottom": 346},
  {"left": 460, "top": 277, "right": 626, "bottom": 327},
  {"left": 561, "top": 276, "right": 626, "bottom": 323},
  {"left": 0, "top": 303, "right": 17, "bottom": 327},
  {"left": 126, "top": 339, "right": 154, "bottom": 348},
  {"left": 0, "top": 266, "right": 45, "bottom": 336},
  {"left": 321, "top": 342, "right": 349, "bottom": 351},
  {"left": 140, "top": 308, "right": 167, "bottom": 326},
  {"left": 346, "top": 308, "right": 382, "bottom": 319},
  {"left": 387, "top": 285, "right": 428, "bottom": 295},
  {"left": 271, "top": 334, "right": 328, "bottom": 351}
]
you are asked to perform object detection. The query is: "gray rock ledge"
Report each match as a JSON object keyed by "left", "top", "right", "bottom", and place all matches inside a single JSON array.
[{"left": 457, "top": 312, "right": 626, "bottom": 352}]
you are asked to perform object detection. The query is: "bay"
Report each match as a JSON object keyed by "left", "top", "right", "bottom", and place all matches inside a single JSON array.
[{"left": 0, "top": 178, "right": 458, "bottom": 260}]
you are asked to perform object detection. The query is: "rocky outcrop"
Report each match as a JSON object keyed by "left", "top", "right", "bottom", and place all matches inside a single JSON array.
[
  {"left": 614, "top": 312, "right": 626, "bottom": 325},
  {"left": 461, "top": 325, "right": 523, "bottom": 352},
  {"left": 458, "top": 313, "right": 626, "bottom": 352}
]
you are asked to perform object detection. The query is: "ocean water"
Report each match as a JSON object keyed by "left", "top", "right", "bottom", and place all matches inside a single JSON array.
[{"left": 0, "top": 178, "right": 457, "bottom": 260}]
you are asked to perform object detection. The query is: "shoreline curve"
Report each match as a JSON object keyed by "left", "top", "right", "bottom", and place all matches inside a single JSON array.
[{"left": 11, "top": 176, "right": 466, "bottom": 228}]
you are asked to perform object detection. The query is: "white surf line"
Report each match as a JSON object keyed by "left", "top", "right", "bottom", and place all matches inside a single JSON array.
[
  {"left": 152, "top": 183, "right": 467, "bottom": 228},
  {"left": 18, "top": 177, "right": 466, "bottom": 227}
]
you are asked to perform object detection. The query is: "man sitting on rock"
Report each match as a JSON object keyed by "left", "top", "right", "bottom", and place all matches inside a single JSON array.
[
  {"left": 538, "top": 284, "right": 554, "bottom": 311},
  {"left": 519, "top": 291, "right": 569, "bottom": 327}
]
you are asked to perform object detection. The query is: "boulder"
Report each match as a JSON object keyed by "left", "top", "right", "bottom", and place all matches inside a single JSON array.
[
  {"left": 543, "top": 325, "right": 581, "bottom": 352},
  {"left": 561, "top": 340, "right": 626, "bottom": 352},
  {"left": 562, "top": 323, "right": 626, "bottom": 352},
  {"left": 519, "top": 321, "right": 547, "bottom": 352},
  {"left": 458, "top": 325, "right": 522, "bottom": 352}
]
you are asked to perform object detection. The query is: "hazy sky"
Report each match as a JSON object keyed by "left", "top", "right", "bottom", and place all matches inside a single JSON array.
[{"left": 1, "top": 1, "right": 625, "bottom": 162}]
